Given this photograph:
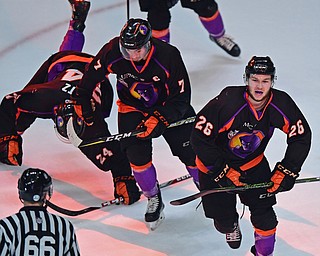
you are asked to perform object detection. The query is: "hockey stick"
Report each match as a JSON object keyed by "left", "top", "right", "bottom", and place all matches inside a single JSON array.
[
  {"left": 47, "top": 174, "right": 192, "bottom": 216},
  {"left": 170, "top": 176, "right": 320, "bottom": 206},
  {"left": 127, "top": 0, "right": 130, "bottom": 20},
  {"left": 67, "top": 115, "right": 196, "bottom": 148}
]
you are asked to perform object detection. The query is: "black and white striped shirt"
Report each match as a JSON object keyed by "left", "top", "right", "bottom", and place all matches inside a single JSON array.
[{"left": 0, "top": 206, "right": 80, "bottom": 256}]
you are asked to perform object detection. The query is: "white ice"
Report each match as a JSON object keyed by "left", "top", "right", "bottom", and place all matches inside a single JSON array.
[{"left": 0, "top": 0, "right": 319, "bottom": 255}]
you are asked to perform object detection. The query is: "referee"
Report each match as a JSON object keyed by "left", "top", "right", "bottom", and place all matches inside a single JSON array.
[{"left": 0, "top": 168, "right": 80, "bottom": 255}]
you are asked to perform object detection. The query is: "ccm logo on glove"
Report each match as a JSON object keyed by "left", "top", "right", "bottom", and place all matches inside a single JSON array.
[
  {"left": 276, "top": 163, "right": 298, "bottom": 178},
  {"left": 267, "top": 162, "right": 299, "bottom": 194},
  {"left": 137, "top": 110, "right": 169, "bottom": 140},
  {"left": 113, "top": 176, "right": 141, "bottom": 205},
  {"left": 0, "top": 134, "right": 23, "bottom": 166},
  {"left": 213, "top": 164, "right": 245, "bottom": 187},
  {"left": 153, "top": 110, "right": 169, "bottom": 126}
]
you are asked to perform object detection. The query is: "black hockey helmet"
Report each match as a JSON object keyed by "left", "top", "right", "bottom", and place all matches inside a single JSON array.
[
  {"left": 18, "top": 168, "right": 53, "bottom": 203},
  {"left": 120, "top": 18, "right": 152, "bottom": 49},
  {"left": 244, "top": 56, "right": 276, "bottom": 81},
  {"left": 53, "top": 101, "right": 85, "bottom": 143}
]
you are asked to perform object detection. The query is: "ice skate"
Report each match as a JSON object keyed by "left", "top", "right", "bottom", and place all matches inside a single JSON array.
[
  {"left": 68, "top": 0, "right": 91, "bottom": 32},
  {"left": 226, "top": 222, "right": 242, "bottom": 249},
  {"left": 145, "top": 192, "right": 165, "bottom": 231},
  {"left": 210, "top": 34, "right": 241, "bottom": 57}
]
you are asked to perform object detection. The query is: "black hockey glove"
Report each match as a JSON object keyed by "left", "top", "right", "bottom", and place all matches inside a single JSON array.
[
  {"left": 0, "top": 134, "right": 23, "bottom": 166},
  {"left": 71, "top": 87, "right": 94, "bottom": 126},
  {"left": 267, "top": 162, "right": 299, "bottom": 194},
  {"left": 113, "top": 176, "right": 141, "bottom": 205},
  {"left": 136, "top": 110, "right": 169, "bottom": 140},
  {"left": 210, "top": 164, "right": 245, "bottom": 188}
]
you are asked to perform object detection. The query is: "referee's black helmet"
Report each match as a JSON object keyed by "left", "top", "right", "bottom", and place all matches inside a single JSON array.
[{"left": 18, "top": 168, "right": 53, "bottom": 203}]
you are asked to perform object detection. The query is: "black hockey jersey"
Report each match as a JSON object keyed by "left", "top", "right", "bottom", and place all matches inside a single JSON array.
[
  {"left": 0, "top": 51, "right": 113, "bottom": 136},
  {"left": 24, "top": 50, "right": 113, "bottom": 118},
  {"left": 78, "top": 37, "right": 192, "bottom": 123},
  {"left": 27, "top": 50, "right": 93, "bottom": 85},
  {"left": 191, "top": 86, "right": 311, "bottom": 173}
]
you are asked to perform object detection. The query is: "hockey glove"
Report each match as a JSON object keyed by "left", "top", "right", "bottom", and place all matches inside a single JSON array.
[
  {"left": 136, "top": 110, "right": 169, "bottom": 140},
  {"left": 267, "top": 162, "right": 299, "bottom": 194},
  {"left": 113, "top": 176, "right": 141, "bottom": 205},
  {"left": 71, "top": 87, "right": 94, "bottom": 126},
  {"left": 0, "top": 134, "right": 23, "bottom": 166},
  {"left": 210, "top": 164, "right": 245, "bottom": 188}
]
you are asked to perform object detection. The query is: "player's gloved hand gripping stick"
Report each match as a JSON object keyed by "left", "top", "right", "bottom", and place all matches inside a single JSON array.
[{"left": 67, "top": 115, "right": 196, "bottom": 147}]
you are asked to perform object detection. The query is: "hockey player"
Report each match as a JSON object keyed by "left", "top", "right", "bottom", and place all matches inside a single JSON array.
[
  {"left": 190, "top": 56, "right": 311, "bottom": 255},
  {"left": 71, "top": 18, "right": 200, "bottom": 230},
  {"left": 0, "top": 168, "right": 80, "bottom": 255},
  {"left": 138, "top": 0, "right": 240, "bottom": 57},
  {"left": 0, "top": 0, "right": 141, "bottom": 205}
]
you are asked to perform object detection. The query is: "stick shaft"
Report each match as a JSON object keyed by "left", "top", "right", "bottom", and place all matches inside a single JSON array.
[
  {"left": 170, "top": 176, "right": 320, "bottom": 206},
  {"left": 48, "top": 174, "right": 192, "bottom": 216},
  {"left": 78, "top": 116, "right": 196, "bottom": 148},
  {"left": 127, "top": 0, "right": 130, "bottom": 20}
]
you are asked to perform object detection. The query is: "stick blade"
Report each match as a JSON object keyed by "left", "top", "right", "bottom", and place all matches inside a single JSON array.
[
  {"left": 66, "top": 117, "right": 83, "bottom": 147},
  {"left": 170, "top": 192, "right": 203, "bottom": 206}
]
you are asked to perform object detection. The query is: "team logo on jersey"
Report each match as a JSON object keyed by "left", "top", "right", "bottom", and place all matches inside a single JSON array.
[
  {"left": 228, "top": 130, "right": 265, "bottom": 158},
  {"left": 130, "top": 82, "right": 159, "bottom": 107}
]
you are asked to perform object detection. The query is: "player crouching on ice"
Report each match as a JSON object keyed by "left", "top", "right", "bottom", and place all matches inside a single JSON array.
[{"left": 0, "top": 0, "right": 140, "bottom": 206}]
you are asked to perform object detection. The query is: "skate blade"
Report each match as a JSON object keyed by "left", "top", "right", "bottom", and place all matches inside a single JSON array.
[{"left": 148, "top": 212, "right": 165, "bottom": 231}]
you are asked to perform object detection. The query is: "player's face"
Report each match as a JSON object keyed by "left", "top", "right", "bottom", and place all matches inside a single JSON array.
[
  {"left": 120, "top": 41, "right": 151, "bottom": 62},
  {"left": 247, "top": 74, "right": 273, "bottom": 107}
]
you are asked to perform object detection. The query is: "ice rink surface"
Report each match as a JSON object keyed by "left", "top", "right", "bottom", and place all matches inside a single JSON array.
[{"left": 0, "top": 1, "right": 319, "bottom": 255}]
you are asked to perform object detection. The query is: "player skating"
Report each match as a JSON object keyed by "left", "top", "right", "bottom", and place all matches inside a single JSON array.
[
  {"left": 191, "top": 56, "right": 311, "bottom": 254},
  {"left": 138, "top": 0, "right": 240, "bottom": 57},
  {"left": 71, "top": 18, "right": 201, "bottom": 230}
]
